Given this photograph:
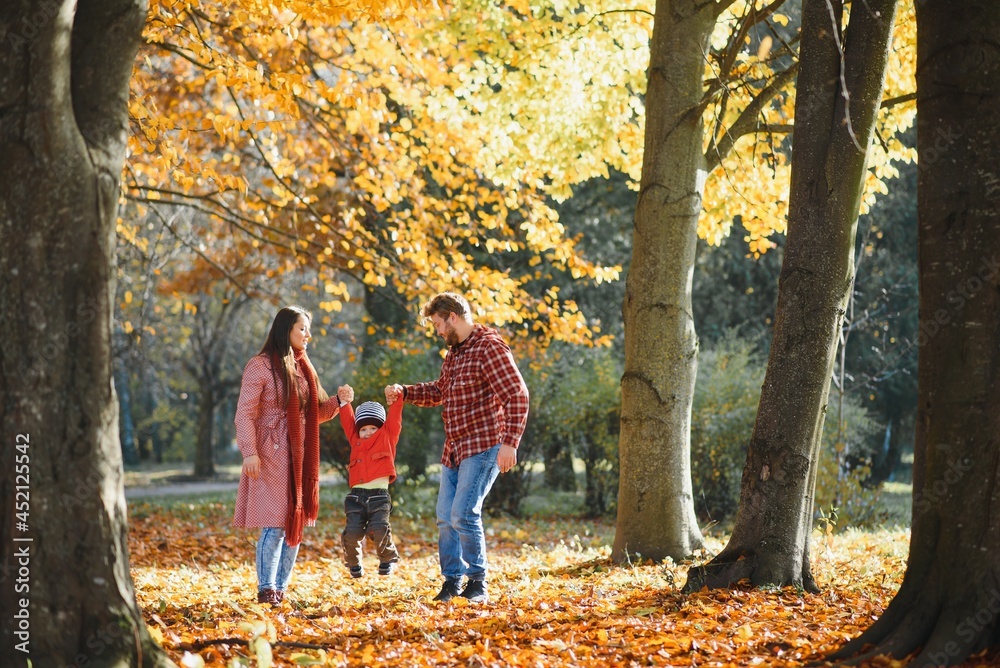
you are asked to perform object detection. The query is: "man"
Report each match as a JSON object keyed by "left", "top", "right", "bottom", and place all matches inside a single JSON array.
[{"left": 386, "top": 292, "right": 529, "bottom": 603}]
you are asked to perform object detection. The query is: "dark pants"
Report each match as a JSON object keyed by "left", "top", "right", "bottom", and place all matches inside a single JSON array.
[{"left": 342, "top": 488, "right": 399, "bottom": 568}]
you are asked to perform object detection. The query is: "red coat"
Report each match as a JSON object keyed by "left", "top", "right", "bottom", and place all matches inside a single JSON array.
[
  {"left": 233, "top": 354, "right": 339, "bottom": 528},
  {"left": 339, "top": 399, "right": 402, "bottom": 488}
]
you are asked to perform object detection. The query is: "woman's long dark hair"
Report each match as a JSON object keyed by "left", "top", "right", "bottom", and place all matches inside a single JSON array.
[{"left": 259, "top": 306, "right": 329, "bottom": 407}]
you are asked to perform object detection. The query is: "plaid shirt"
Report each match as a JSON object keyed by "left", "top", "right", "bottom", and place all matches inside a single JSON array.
[{"left": 405, "top": 324, "right": 529, "bottom": 468}]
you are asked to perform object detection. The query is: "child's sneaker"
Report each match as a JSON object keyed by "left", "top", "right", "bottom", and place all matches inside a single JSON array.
[
  {"left": 378, "top": 562, "right": 395, "bottom": 576},
  {"left": 349, "top": 566, "right": 363, "bottom": 579}
]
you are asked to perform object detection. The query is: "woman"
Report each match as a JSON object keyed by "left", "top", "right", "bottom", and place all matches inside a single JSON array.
[{"left": 233, "top": 305, "right": 339, "bottom": 603}]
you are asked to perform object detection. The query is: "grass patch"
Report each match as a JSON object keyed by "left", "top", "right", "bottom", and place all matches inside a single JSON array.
[
  {"left": 877, "top": 480, "right": 913, "bottom": 528},
  {"left": 123, "top": 461, "right": 243, "bottom": 487},
  {"left": 124, "top": 461, "right": 914, "bottom": 532}
]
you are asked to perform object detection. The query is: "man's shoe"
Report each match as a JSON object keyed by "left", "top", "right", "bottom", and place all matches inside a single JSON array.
[
  {"left": 349, "top": 566, "right": 363, "bottom": 579},
  {"left": 432, "top": 579, "right": 464, "bottom": 602},
  {"left": 459, "top": 579, "right": 488, "bottom": 603},
  {"left": 257, "top": 588, "right": 279, "bottom": 604},
  {"left": 274, "top": 590, "right": 285, "bottom": 603},
  {"left": 378, "top": 562, "right": 395, "bottom": 576}
]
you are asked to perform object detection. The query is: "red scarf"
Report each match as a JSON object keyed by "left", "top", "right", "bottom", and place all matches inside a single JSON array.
[{"left": 284, "top": 348, "right": 320, "bottom": 547}]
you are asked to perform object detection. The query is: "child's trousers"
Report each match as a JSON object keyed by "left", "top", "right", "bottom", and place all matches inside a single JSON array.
[{"left": 342, "top": 487, "right": 400, "bottom": 567}]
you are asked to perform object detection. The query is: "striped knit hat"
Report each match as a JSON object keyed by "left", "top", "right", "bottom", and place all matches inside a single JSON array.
[{"left": 354, "top": 401, "right": 386, "bottom": 430}]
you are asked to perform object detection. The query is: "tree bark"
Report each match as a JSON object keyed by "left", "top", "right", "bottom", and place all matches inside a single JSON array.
[
  {"left": 830, "top": 1, "right": 1000, "bottom": 664},
  {"left": 193, "top": 379, "right": 216, "bottom": 478},
  {"left": 614, "top": 0, "right": 720, "bottom": 563},
  {"left": 544, "top": 438, "right": 577, "bottom": 491},
  {"left": 868, "top": 410, "right": 903, "bottom": 486},
  {"left": 114, "top": 347, "right": 140, "bottom": 466},
  {"left": 186, "top": 294, "right": 249, "bottom": 479},
  {"left": 684, "top": 0, "right": 898, "bottom": 592},
  {"left": 615, "top": 0, "right": 806, "bottom": 563},
  {"left": 0, "top": 1, "right": 172, "bottom": 666}
]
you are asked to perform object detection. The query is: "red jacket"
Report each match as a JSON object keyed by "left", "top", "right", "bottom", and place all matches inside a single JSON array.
[{"left": 339, "top": 399, "right": 402, "bottom": 488}]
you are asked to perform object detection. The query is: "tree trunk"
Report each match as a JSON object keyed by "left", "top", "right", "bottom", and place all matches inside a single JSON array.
[
  {"left": 187, "top": 294, "right": 248, "bottom": 478},
  {"left": 114, "top": 339, "right": 140, "bottom": 466},
  {"left": 544, "top": 435, "right": 577, "bottom": 492},
  {"left": 614, "top": 0, "right": 720, "bottom": 564},
  {"left": 684, "top": 0, "right": 898, "bottom": 592},
  {"left": 0, "top": 1, "right": 172, "bottom": 666},
  {"left": 193, "top": 379, "right": 216, "bottom": 478},
  {"left": 583, "top": 434, "right": 613, "bottom": 517},
  {"left": 215, "top": 392, "right": 238, "bottom": 463},
  {"left": 868, "top": 411, "right": 903, "bottom": 486},
  {"left": 830, "top": 2, "right": 1000, "bottom": 664}
]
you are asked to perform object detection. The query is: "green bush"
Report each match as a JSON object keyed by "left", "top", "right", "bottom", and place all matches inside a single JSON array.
[
  {"left": 489, "top": 353, "right": 552, "bottom": 517},
  {"left": 135, "top": 400, "right": 197, "bottom": 463},
  {"left": 691, "top": 332, "right": 882, "bottom": 527},
  {"left": 690, "top": 334, "right": 762, "bottom": 522},
  {"left": 322, "top": 343, "right": 444, "bottom": 507},
  {"left": 493, "top": 347, "right": 620, "bottom": 517},
  {"left": 815, "top": 397, "right": 884, "bottom": 528},
  {"left": 540, "top": 348, "right": 620, "bottom": 517}
]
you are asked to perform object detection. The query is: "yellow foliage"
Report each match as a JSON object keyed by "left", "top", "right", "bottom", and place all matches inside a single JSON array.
[
  {"left": 130, "top": 0, "right": 625, "bottom": 347},
  {"left": 126, "top": 0, "right": 914, "bottom": 344},
  {"left": 700, "top": 1, "right": 915, "bottom": 257}
]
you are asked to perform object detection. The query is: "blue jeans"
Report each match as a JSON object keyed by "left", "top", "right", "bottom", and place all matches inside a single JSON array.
[
  {"left": 256, "top": 527, "right": 299, "bottom": 593},
  {"left": 436, "top": 444, "right": 501, "bottom": 583}
]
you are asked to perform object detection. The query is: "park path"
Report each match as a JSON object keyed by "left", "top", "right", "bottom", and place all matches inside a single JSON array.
[{"left": 124, "top": 474, "right": 341, "bottom": 499}]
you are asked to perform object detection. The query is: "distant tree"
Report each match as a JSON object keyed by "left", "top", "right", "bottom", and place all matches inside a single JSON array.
[
  {"left": 835, "top": 150, "right": 918, "bottom": 484},
  {"left": 180, "top": 292, "right": 251, "bottom": 478},
  {"left": 692, "top": 232, "right": 784, "bottom": 347},
  {"left": 113, "top": 326, "right": 141, "bottom": 466},
  {"left": 552, "top": 170, "right": 637, "bottom": 349},
  {"left": 830, "top": 1, "right": 1000, "bottom": 663}
]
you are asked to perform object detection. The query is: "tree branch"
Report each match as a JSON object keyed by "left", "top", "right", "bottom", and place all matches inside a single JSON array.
[
  {"left": 150, "top": 41, "right": 211, "bottom": 70},
  {"left": 705, "top": 62, "right": 799, "bottom": 171},
  {"left": 151, "top": 205, "right": 258, "bottom": 303},
  {"left": 713, "top": 0, "right": 743, "bottom": 19},
  {"left": 880, "top": 91, "right": 916, "bottom": 109},
  {"left": 126, "top": 183, "right": 355, "bottom": 266},
  {"left": 719, "top": 0, "right": 789, "bottom": 76}
]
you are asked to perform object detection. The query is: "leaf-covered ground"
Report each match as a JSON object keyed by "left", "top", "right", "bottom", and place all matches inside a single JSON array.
[{"left": 129, "top": 491, "right": 999, "bottom": 667}]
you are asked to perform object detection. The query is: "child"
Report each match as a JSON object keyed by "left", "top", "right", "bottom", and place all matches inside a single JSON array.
[{"left": 336, "top": 384, "right": 403, "bottom": 577}]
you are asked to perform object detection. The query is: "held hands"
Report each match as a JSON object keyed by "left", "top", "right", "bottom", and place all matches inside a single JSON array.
[
  {"left": 384, "top": 384, "right": 404, "bottom": 406},
  {"left": 337, "top": 384, "right": 354, "bottom": 405},
  {"left": 243, "top": 454, "right": 260, "bottom": 480}
]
